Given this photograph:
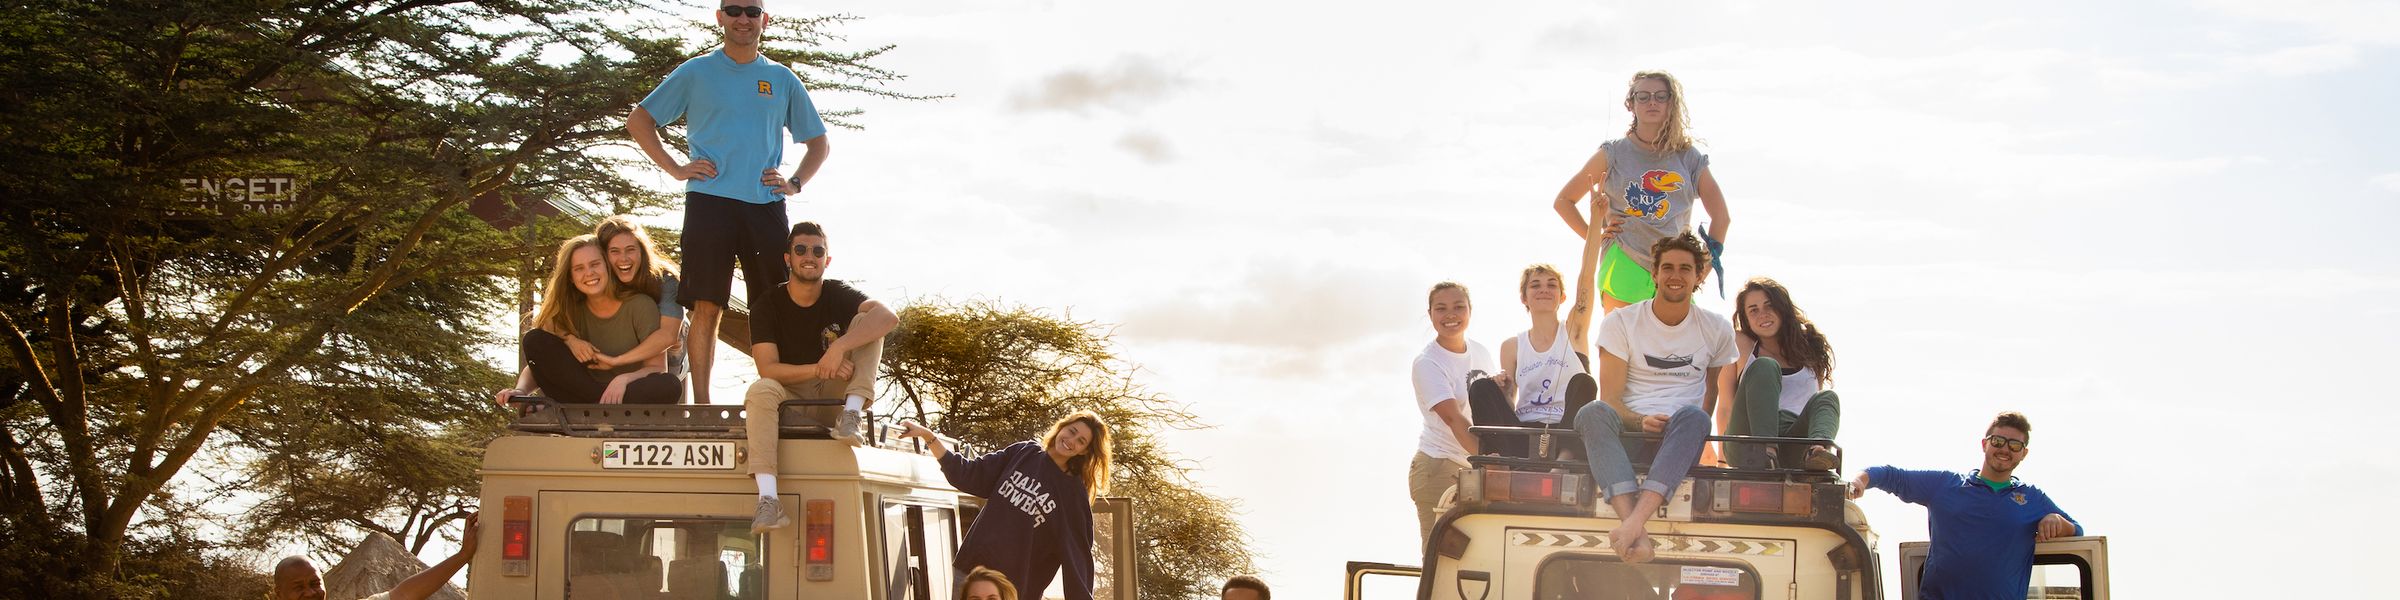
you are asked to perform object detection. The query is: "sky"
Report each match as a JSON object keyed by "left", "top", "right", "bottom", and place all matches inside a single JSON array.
[{"left": 463, "top": 0, "right": 2398, "bottom": 597}]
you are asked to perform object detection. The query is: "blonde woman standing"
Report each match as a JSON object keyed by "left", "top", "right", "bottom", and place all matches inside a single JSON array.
[{"left": 1552, "top": 70, "right": 1732, "bottom": 312}]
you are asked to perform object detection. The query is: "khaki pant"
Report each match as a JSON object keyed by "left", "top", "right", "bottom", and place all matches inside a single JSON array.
[
  {"left": 1408, "top": 452, "right": 1465, "bottom": 546},
  {"left": 744, "top": 339, "right": 881, "bottom": 475}
]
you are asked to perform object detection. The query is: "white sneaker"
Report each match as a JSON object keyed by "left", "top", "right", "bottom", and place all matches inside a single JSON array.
[{"left": 831, "top": 409, "right": 863, "bottom": 446}]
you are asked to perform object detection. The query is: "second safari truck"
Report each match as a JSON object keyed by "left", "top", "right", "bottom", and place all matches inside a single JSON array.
[{"left": 1346, "top": 427, "right": 2110, "bottom": 600}]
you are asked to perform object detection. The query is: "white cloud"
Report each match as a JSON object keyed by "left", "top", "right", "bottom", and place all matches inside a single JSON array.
[
  {"left": 2373, "top": 172, "right": 2400, "bottom": 194},
  {"left": 1008, "top": 56, "right": 1189, "bottom": 114}
]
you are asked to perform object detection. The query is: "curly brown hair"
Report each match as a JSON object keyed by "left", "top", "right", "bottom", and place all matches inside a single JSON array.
[{"left": 1733, "top": 277, "right": 1834, "bottom": 387}]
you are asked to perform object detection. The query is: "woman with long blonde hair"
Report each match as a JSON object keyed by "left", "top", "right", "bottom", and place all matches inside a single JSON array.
[
  {"left": 1550, "top": 70, "right": 1733, "bottom": 313},
  {"left": 493, "top": 234, "right": 681, "bottom": 405},
  {"left": 578, "top": 215, "right": 687, "bottom": 398},
  {"left": 899, "top": 410, "right": 1112, "bottom": 600}
]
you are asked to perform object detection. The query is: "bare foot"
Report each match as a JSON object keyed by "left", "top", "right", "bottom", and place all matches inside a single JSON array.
[{"left": 1610, "top": 521, "right": 1655, "bottom": 563}]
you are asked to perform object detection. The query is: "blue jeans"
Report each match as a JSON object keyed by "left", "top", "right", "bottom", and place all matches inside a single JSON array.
[{"left": 1573, "top": 402, "right": 1712, "bottom": 500}]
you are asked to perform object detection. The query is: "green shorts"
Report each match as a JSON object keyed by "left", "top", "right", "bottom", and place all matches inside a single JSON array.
[{"left": 1600, "top": 243, "right": 1655, "bottom": 303}]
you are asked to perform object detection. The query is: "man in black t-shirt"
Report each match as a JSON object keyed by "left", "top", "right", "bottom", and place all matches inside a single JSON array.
[{"left": 742, "top": 221, "right": 899, "bottom": 533}]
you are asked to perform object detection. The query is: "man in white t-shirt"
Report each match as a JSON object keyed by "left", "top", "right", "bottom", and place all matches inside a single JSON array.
[
  {"left": 1572, "top": 231, "right": 1736, "bottom": 563},
  {"left": 1409, "top": 281, "right": 1496, "bottom": 546}
]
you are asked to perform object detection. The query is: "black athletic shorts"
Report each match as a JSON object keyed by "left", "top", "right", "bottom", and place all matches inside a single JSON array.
[{"left": 679, "top": 192, "right": 789, "bottom": 308}]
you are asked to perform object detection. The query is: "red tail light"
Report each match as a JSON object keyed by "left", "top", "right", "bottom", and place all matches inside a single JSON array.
[
  {"left": 1713, "top": 481, "right": 1813, "bottom": 516},
  {"left": 805, "top": 499, "right": 834, "bottom": 581},
  {"left": 1481, "top": 470, "right": 1584, "bottom": 505},
  {"left": 502, "top": 495, "right": 532, "bottom": 577}
]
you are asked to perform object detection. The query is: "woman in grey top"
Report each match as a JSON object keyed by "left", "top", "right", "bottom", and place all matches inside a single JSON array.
[{"left": 1549, "top": 70, "right": 1732, "bottom": 313}]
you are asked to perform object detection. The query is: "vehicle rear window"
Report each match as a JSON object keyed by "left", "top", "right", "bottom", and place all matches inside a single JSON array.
[
  {"left": 1532, "top": 555, "right": 1760, "bottom": 600},
  {"left": 567, "top": 517, "right": 762, "bottom": 599}
]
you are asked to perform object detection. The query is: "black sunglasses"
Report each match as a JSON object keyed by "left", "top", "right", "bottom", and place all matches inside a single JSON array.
[
  {"left": 720, "top": 5, "right": 764, "bottom": 18},
  {"left": 1984, "top": 434, "right": 2027, "bottom": 452},
  {"left": 791, "top": 244, "right": 826, "bottom": 257}
]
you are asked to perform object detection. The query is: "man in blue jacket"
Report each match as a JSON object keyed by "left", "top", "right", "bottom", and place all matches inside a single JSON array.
[{"left": 1850, "top": 411, "right": 2081, "bottom": 600}]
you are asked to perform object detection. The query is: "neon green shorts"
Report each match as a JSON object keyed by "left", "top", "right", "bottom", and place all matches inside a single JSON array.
[{"left": 1600, "top": 243, "right": 1655, "bottom": 303}]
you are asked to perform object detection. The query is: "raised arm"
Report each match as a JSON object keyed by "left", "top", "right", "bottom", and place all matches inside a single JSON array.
[
  {"left": 1568, "top": 196, "right": 1613, "bottom": 356},
  {"left": 382, "top": 513, "right": 479, "bottom": 600},
  {"left": 1551, "top": 148, "right": 1612, "bottom": 239}
]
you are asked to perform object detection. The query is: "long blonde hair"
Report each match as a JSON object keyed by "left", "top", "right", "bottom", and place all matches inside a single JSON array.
[
  {"left": 593, "top": 214, "right": 679, "bottom": 301},
  {"left": 1044, "top": 410, "right": 1113, "bottom": 498},
  {"left": 527, "top": 234, "right": 613, "bottom": 338},
  {"left": 1623, "top": 70, "right": 1698, "bottom": 154}
]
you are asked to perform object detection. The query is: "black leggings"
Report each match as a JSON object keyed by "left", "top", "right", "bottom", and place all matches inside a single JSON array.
[
  {"left": 523, "top": 329, "right": 682, "bottom": 404},
  {"left": 1468, "top": 372, "right": 1596, "bottom": 458}
]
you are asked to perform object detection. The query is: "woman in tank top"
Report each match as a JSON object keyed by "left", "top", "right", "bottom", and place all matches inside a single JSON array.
[
  {"left": 1549, "top": 70, "right": 1732, "bottom": 313},
  {"left": 1467, "top": 199, "right": 1613, "bottom": 458},
  {"left": 1715, "top": 277, "right": 1841, "bottom": 469}
]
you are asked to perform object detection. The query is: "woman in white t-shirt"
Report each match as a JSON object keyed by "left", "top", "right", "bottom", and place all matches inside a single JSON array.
[
  {"left": 1408, "top": 281, "right": 1495, "bottom": 545},
  {"left": 1715, "top": 277, "right": 1841, "bottom": 469}
]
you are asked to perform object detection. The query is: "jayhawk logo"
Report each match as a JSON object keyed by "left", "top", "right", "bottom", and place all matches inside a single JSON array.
[
  {"left": 757, "top": 80, "right": 773, "bottom": 96},
  {"left": 1620, "top": 169, "right": 1685, "bottom": 221}
]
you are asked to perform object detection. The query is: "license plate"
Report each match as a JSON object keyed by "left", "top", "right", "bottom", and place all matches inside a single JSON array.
[{"left": 599, "top": 441, "right": 736, "bottom": 470}]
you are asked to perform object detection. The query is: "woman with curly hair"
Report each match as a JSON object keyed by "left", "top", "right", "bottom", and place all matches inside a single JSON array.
[
  {"left": 1551, "top": 70, "right": 1733, "bottom": 313},
  {"left": 1717, "top": 277, "right": 1841, "bottom": 469}
]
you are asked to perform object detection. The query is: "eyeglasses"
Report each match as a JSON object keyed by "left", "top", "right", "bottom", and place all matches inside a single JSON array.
[
  {"left": 1629, "top": 91, "right": 1675, "bottom": 105},
  {"left": 720, "top": 5, "right": 764, "bottom": 18},
  {"left": 1984, "top": 435, "right": 2027, "bottom": 452},
  {"left": 791, "top": 244, "right": 826, "bottom": 257}
]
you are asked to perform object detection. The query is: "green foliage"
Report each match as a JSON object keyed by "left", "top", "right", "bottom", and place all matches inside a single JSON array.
[
  {"left": 0, "top": 0, "right": 930, "bottom": 594},
  {"left": 883, "top": 299, "right": 1258, "bottom": 600}
]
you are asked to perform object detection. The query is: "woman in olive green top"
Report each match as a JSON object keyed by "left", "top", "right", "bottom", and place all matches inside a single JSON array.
[{"left": 494, "top": 234, "right": 682, "bottom": 405}]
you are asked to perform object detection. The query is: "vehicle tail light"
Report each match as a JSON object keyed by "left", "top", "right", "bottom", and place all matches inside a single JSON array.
[
  {"left": 805, "top": 499, "right": 834, "bottom": 581},
  {"left": 502, "top": 495, "right": 532, "bottom": 577},
  {"left": 1712, "top": 481, "right": 1812, "bottom": 516},
  {"left": 1481, "top": 470, "right": 1583, "bottom": 505}
]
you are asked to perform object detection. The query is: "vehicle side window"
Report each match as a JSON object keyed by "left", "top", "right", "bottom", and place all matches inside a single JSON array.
[
  {"left": 2030, "top": 558, "right": 2090, "bottom": 599},
  {"left": 879, "top": 500, "right": 958, "bottom": 600},
  {"left": 567, "top": 517, "right": 762, "bottom": 600},
  {"left": 1531, "top": 555, "right": 1760, "bottom": 600}
]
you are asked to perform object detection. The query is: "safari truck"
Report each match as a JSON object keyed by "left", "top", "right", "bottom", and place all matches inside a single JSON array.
[
  {"left": 1345, "top": 427, "right": 2110, "bottom": 600},
  {"left": 468, "top": 397, "right": 1141, "bottom": 599}
]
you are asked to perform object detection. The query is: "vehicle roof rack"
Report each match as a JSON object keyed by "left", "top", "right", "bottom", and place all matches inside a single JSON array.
[
  {"left": 506, "top": 396, "right": 842, "bottom": 440},
  {"left": 503, "top": 396, "right": 979, "bottom": 458},
  {"left": 1467, "top": 425, "right": 1846, "bottom": 484}
]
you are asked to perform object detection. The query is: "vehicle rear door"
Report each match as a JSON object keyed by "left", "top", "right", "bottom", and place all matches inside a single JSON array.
[{"left": 1898, "top": 536, "right": 2109, "bottom": 600}]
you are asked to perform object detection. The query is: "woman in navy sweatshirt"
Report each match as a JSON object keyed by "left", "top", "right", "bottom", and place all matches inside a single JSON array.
[{"left": 900, "top": 410, "right": 1113, "bottom": 600}]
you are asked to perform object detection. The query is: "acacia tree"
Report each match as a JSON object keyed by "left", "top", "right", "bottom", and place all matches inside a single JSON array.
[
  {"left": 0, "top": 0, "right": 928, "bottom": 594},
  {"left": 882, "top": 300, "right": 1258, "bottom": 600}
]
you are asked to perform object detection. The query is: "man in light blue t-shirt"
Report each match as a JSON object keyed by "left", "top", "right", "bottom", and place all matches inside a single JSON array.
[{"left": 628, "top": 0, "right": 830, "bottom": 404}]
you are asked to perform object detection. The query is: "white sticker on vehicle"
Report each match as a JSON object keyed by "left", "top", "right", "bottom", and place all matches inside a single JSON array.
[{"left": 1680, "top": 566, "right": 1742, "bottom": 587}]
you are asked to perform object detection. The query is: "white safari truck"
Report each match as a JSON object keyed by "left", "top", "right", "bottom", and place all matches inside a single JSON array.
[
  {"left": 467, "top": 398, "right": 1141, "bottom": 599},
  {"left": 1346, "top": 427, "right": 2109, "bottom": 600}
]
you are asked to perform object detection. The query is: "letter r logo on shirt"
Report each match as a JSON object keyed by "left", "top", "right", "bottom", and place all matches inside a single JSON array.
[{"left": 757, "top": 81, "right": 771, "bottom": 96}]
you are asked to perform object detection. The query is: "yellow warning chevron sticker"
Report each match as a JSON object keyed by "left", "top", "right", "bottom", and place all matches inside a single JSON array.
[{"left": 1510, "top": 532, "right": 1788, "bottom": 556}]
